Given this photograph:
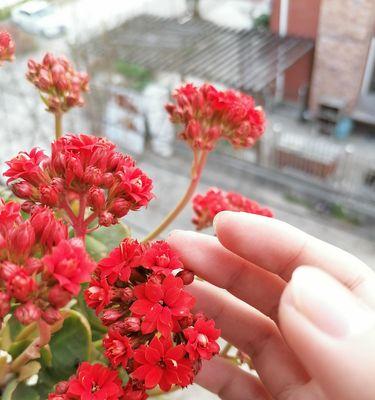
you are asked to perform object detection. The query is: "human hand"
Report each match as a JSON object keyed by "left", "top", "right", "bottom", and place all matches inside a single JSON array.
[{"left": 168, "top": 211, "right": 375, "bottom": 400}]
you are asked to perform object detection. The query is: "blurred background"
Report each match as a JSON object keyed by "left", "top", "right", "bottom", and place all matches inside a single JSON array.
[{"left": 0, "top": 1, "right": 374, "bottom": 389}]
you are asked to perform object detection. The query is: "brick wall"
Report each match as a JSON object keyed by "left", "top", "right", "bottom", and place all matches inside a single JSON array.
[{"left": 310, "top": 0, "right": 375, "bottom": 112}]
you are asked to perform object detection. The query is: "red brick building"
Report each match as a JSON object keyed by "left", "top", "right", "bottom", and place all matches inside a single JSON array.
[{"left": 270, "top": 0, "right": 375, "bottom": 125}]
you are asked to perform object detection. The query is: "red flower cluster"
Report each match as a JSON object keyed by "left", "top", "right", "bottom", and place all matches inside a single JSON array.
[
  {"left": 166, "top": 83, "right": 265, "bottom": 150},
  {"left": 4, "top": 134, "right": 153, "bottom": 231},
  {"left": 0, "top": 31, "right": 15, "bottom": 64},
  {"left": 192, "top": 187, "right": 273, "bottom": 230},
  {"left": 26, "top": 53, "right": 89, "bottom": 113},
  {"left": 0, "top": 200, "right": 95, "bottom": 325},
  {"left": 48, "top": 362, "right": 123, "bottom": 400},
  {"left": 83, "top": 238, "right": 220, "bottom": 397}
]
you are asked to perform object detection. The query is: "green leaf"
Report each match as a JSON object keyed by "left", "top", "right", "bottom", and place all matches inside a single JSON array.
[
  {"left": 86, "top": 222, "right": 130, "bottom": 261},
  {"left": 46, "top": 310, "right": 91, "bottom": 380}
]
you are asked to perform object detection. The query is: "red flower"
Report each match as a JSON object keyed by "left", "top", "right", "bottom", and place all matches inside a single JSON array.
[
  {"left": 0, "top": 199, "right": 21, "bottom": 229},
  {"left": 184, "top": 318, "right": 221, "bottom": 360},
  {"left": 132, "top": 337, "right": 193, "bottom": 391},
  {"left": 142, "top": 241, "right": 182, "bottom": 276},
  {"left": 166, "top": 83, "right": 265, "bottom": 151},
  {"left": 84, "top": 277, "right": 111, "bottom": 314},
  {"left": 103, "top": 328, "right": 133, "bottom": 368},
  {"left": 66, "top": 362, "right": 123, "bottom": 400},
  {"left": 4, "top": 148, "right": 48, "bottom": 186},
  {"left": 26, "top": 53, "right": 89, "bottom": 114},
  {"left": 98, "top": 238, "right": 143, "bottom": 284},
  {"left": 130, "top": 275, "right": 195, "bottom": 337},
  {"left": 43, "top": 238, "right": 95, "bottom": 295},
  {"left": 0, "top": 31, "right": 15, "bottom": 64},
  {"left": 192, "top": 187, "right": 273, "bottom": 230}
]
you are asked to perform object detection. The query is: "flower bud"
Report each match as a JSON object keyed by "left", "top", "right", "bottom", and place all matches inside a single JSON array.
[
  {"left": 122, "top": 317, "right": 141, "bottom": 333},
  {"left": 21, "top": 201, "right": 36, "bottom": 214},
  {"left": 55, "top": 380, "right": 69, "bottom": 394},
  {"left": 0, "top": 261, "right": 20, "bottom": 281},
  {"left": 8, "top": 270, "right": 36, "bottom": 302},
  {"left": 0, "top": 31, "right": 15, "bottom": 63},
  {"left": 40, "top": 184, "right": 60, "bottom": 207},
  {"left": 42, "top": 307, "right": 62, "bottom": 325},
  {"left": 11, "top": 181, "right": 35, "bottom": 200},
  {"left": 101, "top": 309, "right": 124, "bottom": 326},
  {"left": 114, "top": 287, "right": 134, "bottom": 303},
  {"left": 87, "top": 187, "right": 106, "bottom": 211},
  {"left": 99, "top": 211, "right": 116, "bottom": 227},
  {"left": 108, "top": 198, "right": 131, "bottom": 218},
  {"left": 15, "top": 302, "right": 41, "bottom": 325},
  {"left": 8, "top": 221, "right": 35, "bottom": 257},
  {"left": 176, "top": 269, "right": 195, "bottom": 285},
  {"left": 83, "top": 166, "right": 102, "bottom": 186},
  {"left": 48, "top": 285, "right": 72, "bottom": 308},
  {"left": 102, "top": 173, "right": 114, "bottom": 188},
  {"left": 42, "top": 52, "right": 55, "bottom": 67},
  {"left": 0, "top": 292, "right": 10, "bottom": 318},
  {"left": 24, "top": 257, "right": 44, "bottom": 274}
]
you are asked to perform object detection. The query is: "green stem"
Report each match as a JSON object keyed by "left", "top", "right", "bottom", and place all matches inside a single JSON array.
[
  {"left": 142, "top": 151, "right": 208, "bottom": 243},
  {"left": 54, "top": 112, "right": 62, "bottom": 140}
]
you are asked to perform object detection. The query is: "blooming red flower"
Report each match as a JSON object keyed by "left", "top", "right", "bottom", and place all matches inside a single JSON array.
[
  {"left": 26, "top": 53, "right": 89, "bottom": 114},
  {"left": 98, "top": 238, "right": 143, "bottom": 284},
  {"left": 103, "top": 328, "right": 133, "bottom": 369},
  {"left": 166, "top": 83, "right": 265, "bottom": 150},
  {"left": 132, "top": 337, "right": 193, "bottom": 391},
  {"left": 142, "top": 241, "right": 183, "bottom": 276},
  {"left": 184, "top": 318, "right": 221, "bottom": 361},
  {"left": 192, "top": 187, "right": 273, "bottom": 230},
  {"left": 0, "top": 31, "right": 15, "bottom": 64},
  {"left": 84, "top": 276, "right": 111, "bottom": 314},
  {"left": 130, "top": 275, "right": 195, "bottom": 337},
  {"left": 66, "top": 362, "right": 124, "bottom": 400},
  {"left": 43, "top": 238, "right": 95, "bottom": 295}
]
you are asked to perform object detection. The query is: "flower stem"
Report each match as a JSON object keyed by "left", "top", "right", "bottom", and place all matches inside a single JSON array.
[
  {"left": 142, "top": 151, "right": 208, "bottom": 243},
  {"left": 10, "top": 320, "right": 51, "bottom": 373},
  {"left": 54, "top": 112, "right": 62, "bottom": 140}
]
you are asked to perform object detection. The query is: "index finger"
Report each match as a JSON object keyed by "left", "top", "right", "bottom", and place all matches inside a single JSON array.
[{"left": 214, "top": 211, "right": 375, "bottom": 307}]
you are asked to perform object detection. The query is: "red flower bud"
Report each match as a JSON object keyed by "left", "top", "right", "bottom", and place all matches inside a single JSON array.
[
  {"left": 98, "top": 211, "right": 116, "bottom": 227},
  {"left": 87, "top": 186, "right": 106, "bottom": 211},
  {"left": 176, "top": 269, "right": 195, "bottom": 285},
  {"left": 55, "top": 380, "right": 69, "bottom": 394},
  {"left": 14, "top": 302, "right": 41, "bottom": 325},
  {"left": 83, "top": 166, "right": 102, "bottom": 186},
  {"left": 40, "top": 184, "right": 60, "bottom": 207},
  {"left": 0, "top": 261, "right": 20, "bottom": 281},
  {"left": 8, "top": 221, "right": 36, "bottom": 258},
  {"left": 102, "top": 173, "right": 114, "bottom": 188},
  {"left": 8, "top": 270, "right": 37, "bottom": 302},
  {"left": 42, "top": 307, "right": 62, "bottom": 325},
  {"left": 48, "top": 284, "right": 72, "bottom": 308},
  {"left": 116, "top": 287, "right": 134, "bottom": 303},
  {"left": 101, "top": 309, "right": 124, "bottom": 326},
  {"left": 122, "top": 317, "right": 141, "bottom": 333},
  {"left": 24, "top": 257, "right": 44, "bottom": 274},
  {"left": 0, "top": 292, "right": 11, "bottom": 318},
  {"left": 21, "top": 201, "right": 36, "bottom": 214},
  {"left": 108, "top": 198, "right": 131, "bottom": 218},
  {"left": 11, "top": 181, "right": 35, "bottom": 200}
]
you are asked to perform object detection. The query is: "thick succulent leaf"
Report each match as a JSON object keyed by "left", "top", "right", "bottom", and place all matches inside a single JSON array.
[{"left": 86, "top": 222, "right": 130, "bottom": 261}]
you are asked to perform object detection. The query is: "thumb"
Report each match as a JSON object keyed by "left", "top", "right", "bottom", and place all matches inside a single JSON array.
[{"left": 279, "top": 266, "right": 375, "bottom": 400}]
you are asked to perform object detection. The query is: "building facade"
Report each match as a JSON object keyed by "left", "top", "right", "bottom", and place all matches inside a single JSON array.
[{"left": 270, "top": 0, "right": 375, "bottom": 124}]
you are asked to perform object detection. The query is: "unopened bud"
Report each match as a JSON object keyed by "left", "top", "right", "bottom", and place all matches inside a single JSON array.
[
  {"left": 15, "top": 302, "right": 41, "bottom": 325},
  {"left": 87, "top": 186, "right": 106, "bottom": 211},
  {"left": 176, "top": 269, "right": 195, "bottom": 285},
  {"left": 99, "top": 211, "right": 116, "bottom": 227},
  {"left": 42, "top": 307, "right": 62, "bottom": 325},
  {"left": 11, "top": 181, "right": 35, "bottom": 200},
  {"left": 48, "top": 285, "right": 72, "bottom": 308},
  {"left": 122, "top": 317, "right": 141, "bottom": 333},
  {"left": 101, "top": 309, "right": 124, "bottom": 326}
]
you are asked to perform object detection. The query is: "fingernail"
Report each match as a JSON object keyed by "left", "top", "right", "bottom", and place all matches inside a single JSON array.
[{"left": 288, "top": 267, "right": 374, "bottom": 338}]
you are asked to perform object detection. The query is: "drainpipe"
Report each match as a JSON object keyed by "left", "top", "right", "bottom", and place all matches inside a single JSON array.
[{"left": 275, "top": 0, "right": 289, "bottom": 102}]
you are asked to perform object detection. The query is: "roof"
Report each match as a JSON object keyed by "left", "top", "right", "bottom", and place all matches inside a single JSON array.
[{"left": 94, "top": 15, "right": 314, "bottom": 93}]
